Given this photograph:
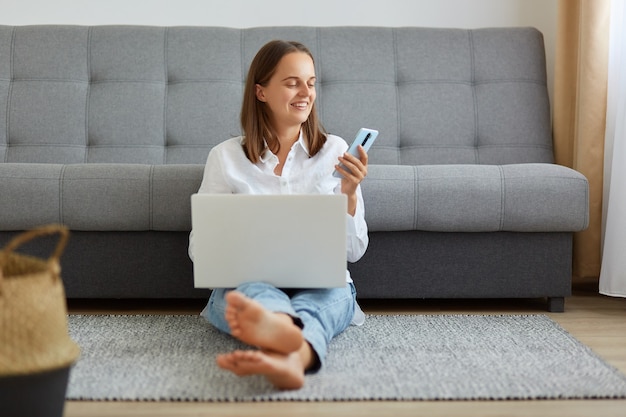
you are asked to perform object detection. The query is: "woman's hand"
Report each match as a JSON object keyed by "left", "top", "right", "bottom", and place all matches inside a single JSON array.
[{"left": 336, "top": 145, "right": 368, "bottom": 216}]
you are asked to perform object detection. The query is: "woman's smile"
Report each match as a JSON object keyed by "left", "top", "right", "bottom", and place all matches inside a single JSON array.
[{"left": 291, "top": 101, "right": 309, "bottom": 111}]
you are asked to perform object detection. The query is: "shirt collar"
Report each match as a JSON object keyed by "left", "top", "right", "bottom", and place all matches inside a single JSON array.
[
  {"left": 295, "top": 131, "right": 311, "bottom": 156},
  {"left": 259, "top": 130, "right": 310, "bottom": 163},
  {"left": 259, "top": 145, "right": 273, "bottom": 163}
]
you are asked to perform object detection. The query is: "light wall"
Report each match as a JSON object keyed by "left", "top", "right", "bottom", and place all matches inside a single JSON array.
[{"left": 2, "top": 0, "right": 558, "bottom": 99}]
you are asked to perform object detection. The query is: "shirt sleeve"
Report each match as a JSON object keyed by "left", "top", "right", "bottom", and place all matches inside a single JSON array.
[
  {"left": 189, "top": 146, "right": 232, "bottom": 261},
  {"left": 344, "top": 184, "right": 369, "bottom": 263},
  {"left": 197, "top": 146, "right": 233, "bottom": 194}
]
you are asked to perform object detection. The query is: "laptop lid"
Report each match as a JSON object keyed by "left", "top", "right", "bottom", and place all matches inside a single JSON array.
[{"left": 191, "top": 194, "right": 347, "bottom": 288}]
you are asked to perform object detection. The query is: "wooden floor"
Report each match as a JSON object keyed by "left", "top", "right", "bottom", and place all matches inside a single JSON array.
[{"left": 65, "top": 280, "right": 626, "bottom": 417}]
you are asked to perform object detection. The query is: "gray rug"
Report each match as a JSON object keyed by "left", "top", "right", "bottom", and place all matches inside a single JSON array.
[{"left": 66, "top": 314, "right": 626, "bottom": 401}]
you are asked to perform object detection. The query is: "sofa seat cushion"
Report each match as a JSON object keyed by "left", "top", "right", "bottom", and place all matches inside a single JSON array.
[
  {"left": 363, "top": 163, "right": 589, "bottom": 232},
  {"left": 0, "top": 164, "right": 203, "bottom": 231},
  {"left": 0, "top": 162, "right": 587, "bottom": 233}
]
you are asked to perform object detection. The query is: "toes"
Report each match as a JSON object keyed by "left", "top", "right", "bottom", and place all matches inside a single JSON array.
[
  {"left": 216, "top": 350, "right": 264, "bottom": 376},
  {"left": 225, "top": 291, "right": 246, "bottom": 310}
]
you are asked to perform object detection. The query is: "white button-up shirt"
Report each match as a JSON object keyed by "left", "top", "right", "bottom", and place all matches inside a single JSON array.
[{"left": 189, "top": 132, "right": 369, "bottom": 270}]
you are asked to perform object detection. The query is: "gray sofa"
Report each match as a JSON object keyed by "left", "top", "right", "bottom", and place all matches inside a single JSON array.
[{"left": 0, "top": 25, "right": 588, "bottom": 311}]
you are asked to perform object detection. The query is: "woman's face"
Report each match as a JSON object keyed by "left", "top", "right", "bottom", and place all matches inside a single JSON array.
[{"left": 256, "top": 51, "right": 316, "bottom": 132}]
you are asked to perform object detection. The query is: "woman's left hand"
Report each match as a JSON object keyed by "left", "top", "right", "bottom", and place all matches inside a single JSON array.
[{"left": 336, "top": 145, "right": 368, "bottom": 216}]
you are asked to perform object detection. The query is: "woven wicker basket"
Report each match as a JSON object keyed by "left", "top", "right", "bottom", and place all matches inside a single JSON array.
[{"left": 0, "top": 224, "right": 80, "bottom": 417}]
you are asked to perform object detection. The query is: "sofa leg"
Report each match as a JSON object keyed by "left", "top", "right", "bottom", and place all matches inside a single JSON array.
[{"left": 547, "top": 297, "right": 565, "bottom": 312}]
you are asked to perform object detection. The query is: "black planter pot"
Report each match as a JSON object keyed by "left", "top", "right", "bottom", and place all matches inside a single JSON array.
[{"left": 0, "top": 366, "right": 71, "bottom": 417}]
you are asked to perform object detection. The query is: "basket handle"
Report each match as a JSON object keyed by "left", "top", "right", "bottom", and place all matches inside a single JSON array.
[{"left": 0, "top": 224, "right": 70, "bottom": 265}]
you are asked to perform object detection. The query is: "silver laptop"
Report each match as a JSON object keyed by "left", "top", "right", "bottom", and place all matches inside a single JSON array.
[{"left": 190, "top": 193, "right": 347, "bottom": 288}]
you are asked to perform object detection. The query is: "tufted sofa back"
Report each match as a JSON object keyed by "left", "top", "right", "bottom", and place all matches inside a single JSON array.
[{"left": 0, "top": 26, "right": 553, "bottom": 166}]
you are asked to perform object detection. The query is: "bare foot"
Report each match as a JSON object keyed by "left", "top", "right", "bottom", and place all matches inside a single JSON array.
[
  {"left": 224, "top": 291, "right": 304, "bottom": 354},
  {"left": 216, "top": 349, "right": 305, "bottom": 390}
]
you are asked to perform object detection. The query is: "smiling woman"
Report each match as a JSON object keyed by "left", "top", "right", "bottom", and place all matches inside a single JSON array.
[{"left": 188, "top": 39, "right": 370, "bottom": 390}]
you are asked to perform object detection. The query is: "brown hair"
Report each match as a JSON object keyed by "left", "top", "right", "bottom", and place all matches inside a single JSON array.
[{"left": 240, "top": 40, "right": 327, "bottom": 163}]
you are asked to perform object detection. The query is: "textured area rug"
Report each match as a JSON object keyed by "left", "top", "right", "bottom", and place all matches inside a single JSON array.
[{"left": 66, "top": 314, "right": 626, "bottom": 401}]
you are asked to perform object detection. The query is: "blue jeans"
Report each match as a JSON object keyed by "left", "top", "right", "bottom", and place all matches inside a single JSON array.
[{"left": 201, "top": 282, "right": 358, "bottom": 373}]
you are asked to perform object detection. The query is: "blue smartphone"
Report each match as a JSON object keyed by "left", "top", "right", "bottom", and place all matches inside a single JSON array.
[{"left": 333, "top": 128, "right": 379, "bottom": 178}]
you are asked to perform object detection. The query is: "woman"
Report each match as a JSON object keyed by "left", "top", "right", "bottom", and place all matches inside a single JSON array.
[{"left": 189, "top": 40, "right": 369, "bottom": 390}]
